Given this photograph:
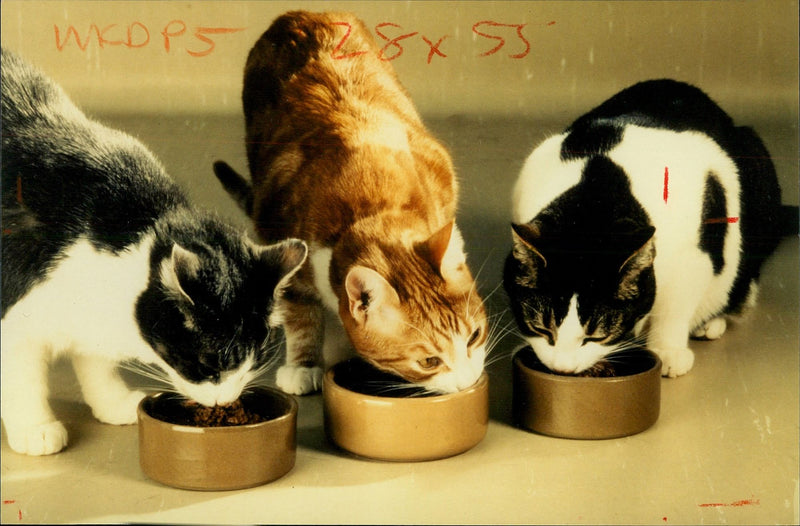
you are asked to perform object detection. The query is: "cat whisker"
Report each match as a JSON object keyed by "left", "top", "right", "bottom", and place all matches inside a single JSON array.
[{"left": 480, "top": 280, "right": 507, "bottom": 308}]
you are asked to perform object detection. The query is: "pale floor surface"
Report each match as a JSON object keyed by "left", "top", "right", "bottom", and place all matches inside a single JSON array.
[{"left": 1, "top": 115, "right": 798, "bottom": 525}]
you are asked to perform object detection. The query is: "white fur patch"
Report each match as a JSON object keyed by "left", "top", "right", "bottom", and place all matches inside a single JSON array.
[
  {"left": 527, "top": 295, "right": 606, "bottom": 374},
  {"left": 310, "top": 245, "right": 339, "bottom": 312},
  {"left": 1, "top": 236, "right": 156, "bottom": 454},
  {"left": 441, "top": 223, "right": 467, "bottom": 270},
  {"left": 168, "top": 356, "right": 256, "bottom": 406},
  {"left": 1, "top": 236, "right": 156, "bottom": 363},
  {"left": 512, "top": 133, "right": 583, "bottom": 223}
]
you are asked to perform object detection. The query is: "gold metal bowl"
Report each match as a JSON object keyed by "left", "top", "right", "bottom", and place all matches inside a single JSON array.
[
  {"left": 138, "top": 387, "right": 297, "bottom": 490},
  {"left": 513, "top": 346, "right": 661, "bottom": 439},
  {"left": 323, "top": 358, "right": 489, "bottom": 462}
]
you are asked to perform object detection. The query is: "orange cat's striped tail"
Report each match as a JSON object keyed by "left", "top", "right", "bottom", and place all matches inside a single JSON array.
[{"left": 213, "top": 160, "right": 253, "bottom": 215}]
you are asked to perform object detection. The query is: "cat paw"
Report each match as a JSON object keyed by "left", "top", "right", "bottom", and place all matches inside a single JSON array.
[
  {"left": 6, "top": 421, "right": 69, "bottom": 456},
  {"left": 657, "top": 347, "right": 695, "bottom": 378},
  {"left": 90, "top": 390, "right": 146, "bottom": 425},
  {"left": 690, "top": 317, "right": 727, "bottom": 340},
  {"left": 276, "top": 365, "right": 323, "bottom": 395}
]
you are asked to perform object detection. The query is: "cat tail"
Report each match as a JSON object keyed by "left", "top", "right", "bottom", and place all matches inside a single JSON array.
[{"left": 213, "top": 160, "right": 254, "bottom": 215}]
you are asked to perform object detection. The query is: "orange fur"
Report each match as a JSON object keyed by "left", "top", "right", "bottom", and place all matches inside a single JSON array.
[{"left": 215, "top": 11, "right": 487, "bottom": 393}]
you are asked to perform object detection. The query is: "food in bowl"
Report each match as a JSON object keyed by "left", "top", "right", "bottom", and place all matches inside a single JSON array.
[{"left": 138, "top": 387, "right": 297, "bottom": 490}]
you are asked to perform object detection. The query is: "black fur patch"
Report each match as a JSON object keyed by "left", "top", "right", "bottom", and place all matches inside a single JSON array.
[
  {"left": 503, "top": 156, "right": 656, "bottom": 345},
  {"left": 699, "top": 174, "right": 728, "bottom": 275}
]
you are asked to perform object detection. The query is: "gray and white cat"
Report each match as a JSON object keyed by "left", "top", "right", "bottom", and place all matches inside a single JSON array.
[
  {"left": 1, "top": 49, "right": 307, "bottom": 455},
  {"left": 504, "top": 79, "right": 786, "bottom": 377}
]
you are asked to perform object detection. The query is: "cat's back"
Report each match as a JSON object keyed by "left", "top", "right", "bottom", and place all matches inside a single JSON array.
[
  {"left": 514, "top": 80, "right": 781, "bottom": 230},
  {"left": 242, "top": 12, "right": 455, "bottom": 244},
  {"left": 2, "top": 49, "right": 189, "bottom": 311},
  {"left": 1, "top": 49, "right": 187, "bottom": 244},
  {"left": 243, "top": 11, "right": 417, "bottom": 130}
]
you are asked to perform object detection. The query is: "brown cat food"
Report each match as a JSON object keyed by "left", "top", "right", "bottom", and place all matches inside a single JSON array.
[
  {"left": 181, "top": 400, "right": 264, "bottom": 427},
  {"left": 547, "top": 361, "right": 617, "bottom": 378},
  {"left": 576, "top": 361, "right": 617, "bottom": 378}
]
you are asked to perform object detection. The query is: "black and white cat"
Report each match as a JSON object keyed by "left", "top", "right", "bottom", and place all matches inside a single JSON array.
[
  {"left": 1, "top": 49, "right": 307, "bottom": 455},
  {"left": 504, "top": 79, "right": 784, "bottom": 378}
]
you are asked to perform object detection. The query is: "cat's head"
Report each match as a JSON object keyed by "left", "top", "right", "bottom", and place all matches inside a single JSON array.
[
  {"left": 137, "top": 217, "right": 307, "bottom": 406},
  {"left": 338, "top": 222, "right": 487, "bottom": 393},
  {"left": 504, "top": 217, "right": 656, "bottom": 374}
]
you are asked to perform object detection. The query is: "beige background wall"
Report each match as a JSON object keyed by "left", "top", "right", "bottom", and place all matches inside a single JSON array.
[{"left": 2, "top": 1, "right": 798, "bottom": 121}]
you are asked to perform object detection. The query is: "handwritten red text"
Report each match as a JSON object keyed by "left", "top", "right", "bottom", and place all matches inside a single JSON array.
[
  {"left": 54, "top": 21, "right": 246, "bottom": 57},
  {"left": 333, "top": 20, "right": 555, "bottom": 63}
]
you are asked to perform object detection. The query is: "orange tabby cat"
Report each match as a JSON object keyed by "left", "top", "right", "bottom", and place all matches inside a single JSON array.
[{"left": 214, "top": 10, "right": 487, "bottom": 395}]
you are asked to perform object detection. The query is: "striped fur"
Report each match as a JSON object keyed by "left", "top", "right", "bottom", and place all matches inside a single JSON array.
[{"left": 214, "top": 11, "right": 487, "bottom": 394}]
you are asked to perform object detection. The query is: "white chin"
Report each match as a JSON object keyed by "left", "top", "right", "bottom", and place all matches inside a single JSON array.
[{"left": 530, "top": 343, "right": 604, "bottom": 375}]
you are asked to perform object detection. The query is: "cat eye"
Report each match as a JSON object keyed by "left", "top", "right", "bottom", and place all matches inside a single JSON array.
[
  {"left": 418, "top": 356, "right": 442, "bottom": 370},
  {"left": 531, "top": 326, "right": 553, "bottom": 339},
  {"left": 582, "top": 335, "right": 607, "bottom": 345},
  {"left": 467, "top": 328, "right": 481, "bottom": 347}
]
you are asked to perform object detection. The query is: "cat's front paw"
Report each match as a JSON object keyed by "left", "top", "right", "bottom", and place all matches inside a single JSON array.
[
  {"left": 90, "top": 390, "right": 146, "bottom": 425},
  {"left": 690, "top": 317, "right": 727, "bottom": 340},
  {"left": 276, "top": 365, "right": 323, "bottom": 395},
  {"left": 6, "top": 421, "right": 69, "bottom": 456},
  {"left": 657, "top": 347, "right": 695, "bottom": 378}
]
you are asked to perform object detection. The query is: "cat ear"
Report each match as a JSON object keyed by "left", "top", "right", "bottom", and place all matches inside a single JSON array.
[
  {"left": 255, "top": 238, "right": 308, "bottom": 298},
  {"left": 344, "top": 266, "right": 400, "bottom": 326},
  {"left": 160, "top": 244, "right": 202, "bottom": 305},
  {"left": 419, "top": 221, "right": 468, "bottom": 278},
  {"left": 511, "top": 222, "right": 547, "bottom": 267},
  {"left": 617, "top": 226, "right": 656, "bottom": 272},
  {"left": 616, "top": 227, "right": 656, "bottom": 300}
]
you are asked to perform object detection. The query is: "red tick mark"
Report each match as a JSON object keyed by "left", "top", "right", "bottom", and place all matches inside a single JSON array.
[
  {"left": 699, "top": 498, "right": 760, "bottom": 508},
  {"left": 663, "top": 166, "right": 669, "bottom": 203},
  {"left": 3, "top": 500, "right": 16, "bottom": 504},
  {"left": 703, "top": 217, "right": 739, "bottom": 224}
]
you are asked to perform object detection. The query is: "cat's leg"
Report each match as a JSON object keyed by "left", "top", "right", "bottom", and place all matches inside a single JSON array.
[
  {"left": 71, "top": 354, "right": 145, "bottom": 425},
  {"left": 0, "top": 338, "right": 68, "bottom": 455},
  {"left": 275, "top": 264, "right": 325, "bottom": 395},
  {"left": 647, "top": 312, "right": 696, "bottom": 378},
  {"left": 646, "top": 258, "right": 715, "bottom": 377}
]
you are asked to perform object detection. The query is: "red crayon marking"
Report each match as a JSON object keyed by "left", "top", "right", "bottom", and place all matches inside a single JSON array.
[
  {"left": 703, "top": 217, "right": 739, "bottom": 224},
  {"left": 699, "top": 498, "right": 760, "bottom": 508},
  {"left": 3, "top": 500, "right": 16, "bottom": 504},
  {"left": 161, "top": 20, "right": 187, "bottom": 52},
  {"left": 663, "top": 166, "right": 669, "bottom": 203},
  {"left": 375, "top": 22, "right": 418, "bottom": 61},
  {"left": 421, "top": 35, "right": 448, "bottom": 64},
  {"left": 332, "top": 22, "right": 369, "bottom": 60},
  {"left": 472, "top": 21, "right": 530, "bottom": 58},
  {"left": 19, "top": 509, "right": 22, "bottom": 520},
  {"left": 56, "top": 21, "right": 243, "bottom": 56},
  {"left": 188, "top": 27, "right": 246, "bottom": 57}
]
